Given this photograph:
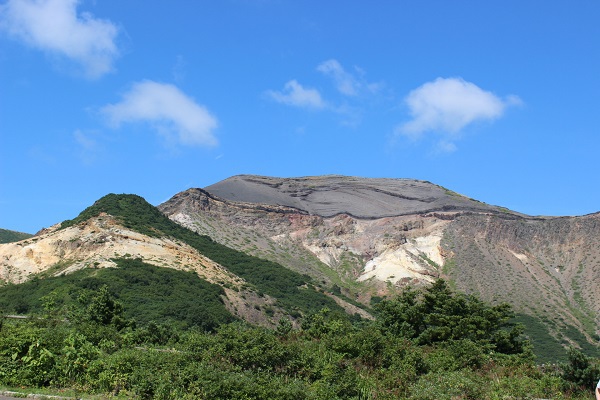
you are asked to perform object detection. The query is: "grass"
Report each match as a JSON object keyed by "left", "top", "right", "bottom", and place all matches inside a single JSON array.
[{"left": 513, "top": 313, "right": 567, "bottom": 363}]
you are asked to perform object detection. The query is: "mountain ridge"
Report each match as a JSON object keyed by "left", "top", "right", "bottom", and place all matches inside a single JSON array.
[
  {"left": 1, "top": 193, "right": 365, "bottom": 327},
  {"left": 1, "top": 175, "right": 598, "bottom": 361},
  {"left": 205, "top": 174, "right": 527, "bottom": 219}
]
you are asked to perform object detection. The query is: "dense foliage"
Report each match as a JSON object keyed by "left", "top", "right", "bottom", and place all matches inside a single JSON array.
[
  {"left": 0, "top": 228, "right": 32, "bottom": 244},
  {"left": 0, "top": 258, "right": 235, "bottom": 331},
  {"left": 60, "top": 194, "right": 344, "bottom": 316},
  {"left": 1, "top": 279, "right": 598, "bottom": 399},
  {"left": 376, "top": 279, "right": 527, "bottom": 354}
]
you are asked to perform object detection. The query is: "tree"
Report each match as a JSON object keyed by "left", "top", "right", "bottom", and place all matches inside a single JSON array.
[
  {"left": 86, "top": 285, "right": 124, "bottom": 326},
  {"left": 375, "top": 279, "right": 529, "bottom": 355},
  {"left": 561, "top": 347, "right": 600, "bottom": 389}
]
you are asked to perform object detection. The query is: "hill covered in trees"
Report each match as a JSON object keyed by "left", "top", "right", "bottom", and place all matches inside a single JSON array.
[
  {"left": 59, "top": 193, "right": 346, "bottom": 319},
  {"left": 0, "top": 228, "right": 32, "bottom": 244}
]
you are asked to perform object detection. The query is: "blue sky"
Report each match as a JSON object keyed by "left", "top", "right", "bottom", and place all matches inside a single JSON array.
[{"left": 1, "top": 0, "right": 599, "bottom": 234}]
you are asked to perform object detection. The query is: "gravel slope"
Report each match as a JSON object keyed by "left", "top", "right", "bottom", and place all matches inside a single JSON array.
[{"left": 205, "top": 175, "right": 521, "bottom": 218}]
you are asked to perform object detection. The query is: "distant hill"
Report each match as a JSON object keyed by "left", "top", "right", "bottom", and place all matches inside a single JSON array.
[{"left": 0, "top": 228, "right": 32, "bottom": 244}]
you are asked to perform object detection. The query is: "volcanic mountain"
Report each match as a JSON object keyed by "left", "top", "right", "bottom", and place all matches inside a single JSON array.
[
  {"left": 1, "top": 174, "right": 598, "bottom": 360},
  {"left": 160, "top": 175, "right": 600, "bottom": 359}
]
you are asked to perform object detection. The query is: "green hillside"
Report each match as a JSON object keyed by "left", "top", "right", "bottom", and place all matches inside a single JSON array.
[
  {"left": 0, "top": 228, "right": 33, "bottom": 244},
  {"left": 60, "top": 193, "right": 346, "bottom": 317},
  {"left": 0, "top": 258, "right": 235, "bottom": 331}
]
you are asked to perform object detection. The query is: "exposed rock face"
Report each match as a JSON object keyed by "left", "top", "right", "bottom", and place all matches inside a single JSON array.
[
  {"left": 0, "top": 213, "right": 239, "bottom": 286},
  {"left": 160, "top": 175, "right": 600, "bottom": 346},
  {"left": 159, "top": 187, "right": 454, "bottom": 298}
]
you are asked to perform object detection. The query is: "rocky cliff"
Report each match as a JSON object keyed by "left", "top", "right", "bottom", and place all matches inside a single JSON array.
[{"left": 159, "top": 175, "right": 600, "bottom": 352}]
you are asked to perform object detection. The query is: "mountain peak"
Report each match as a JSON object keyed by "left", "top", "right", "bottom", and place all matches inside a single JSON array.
[
  {"left": 61, "top": 193, "right": 169, "bottom": 237},
  {"left": 204, "top": 174, "right": 520, "bottom": 218}
]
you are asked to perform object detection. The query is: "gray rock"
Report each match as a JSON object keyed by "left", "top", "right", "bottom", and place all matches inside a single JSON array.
[{"left": 204, "top": 174, "right": 520, "bottom": 219}]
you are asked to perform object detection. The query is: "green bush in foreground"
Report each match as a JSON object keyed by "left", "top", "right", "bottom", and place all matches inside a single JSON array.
[{"left": 0, "top": 279, "right": 597, "bottom": 399}]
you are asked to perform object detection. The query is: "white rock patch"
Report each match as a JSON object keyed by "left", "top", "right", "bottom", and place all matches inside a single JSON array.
[{"left": 358, "top": 232, "right": 443, "bottom": 284}]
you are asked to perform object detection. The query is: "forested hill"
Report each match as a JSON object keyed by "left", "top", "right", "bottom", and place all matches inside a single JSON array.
[{"left": 0, "top": 228, "right": 32, "bottom": 244}]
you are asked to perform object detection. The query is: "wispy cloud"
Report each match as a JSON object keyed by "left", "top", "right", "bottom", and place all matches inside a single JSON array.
[
  {"left": 317, "top": 59, "right": 383, "bottom": 97},
  {"left": 266, "top": 79, "right": 326, "bottom": 110},
  {"left": 0, "top": 0, "right": 120, "bottom": 78},
  {"left": 267, "top": 60, "right": 383, "bottom": 127},
  {"left": 396, "top": 77, "right": 521, "bottom": 150},
  {"left": 101, "top": 80, "right": 218, "bottom": 147},
  {"left": 172, "top": 55, "right": 186, "bottom": 84},
  {"left": 317, "top": 59, "right": 359, "bottom": 96}
]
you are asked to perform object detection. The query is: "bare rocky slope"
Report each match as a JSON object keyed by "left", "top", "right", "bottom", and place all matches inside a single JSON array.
[
  {"left": 160, "top": 174, "right": 600, "bottom": 353},
  {"left": 204, "top": 174, "right": 522, "bottom": 218}
]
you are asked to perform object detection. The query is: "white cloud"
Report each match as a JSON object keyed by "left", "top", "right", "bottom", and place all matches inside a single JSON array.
[
  {"left": 317, "top": 59, "right": 359, "bottom": 96},
  {"left": 317, "top": 59, "right": 383, "bottom": 97},
  {"left": 101, "top": 81, "right": 218, "bottom": 147},
  {"left": 397, "top": 77, "right": 521, "bottom": 140},
  {"left": 266, "top": 80, "right": 326, "bottom": 109},
  {"left": 0, "top": 0, "right": 120, "bottom": 78},
  {"left": 73, "top": 129, "right": 96, "bottom": 150}
]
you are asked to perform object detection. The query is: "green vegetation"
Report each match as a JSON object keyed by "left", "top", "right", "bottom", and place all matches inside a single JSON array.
[
  {"left": 0, "top": 279, "right": 597, "bottom": 399},
  {"left": 61, "top": 194, "right": 344, "bottom": 317},
  {"left": 376, "top": 279, "right": 529, "bottom": 355},
  {"left": 514, "top": 313, "right": 567, "bottom": 363},
  {"left": 0, "top": 228, "right": 32, "bottom": 244},
  {"left": 0, "top": 258, "right": 235, "bottom": 331}
]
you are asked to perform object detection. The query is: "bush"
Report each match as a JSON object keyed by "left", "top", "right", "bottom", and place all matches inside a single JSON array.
[
  {"left": 375, "top": 279, "right": 530, "bottom": 357},
  {"left": 561, "top": 347, "right": 600, "bottom": 389}
]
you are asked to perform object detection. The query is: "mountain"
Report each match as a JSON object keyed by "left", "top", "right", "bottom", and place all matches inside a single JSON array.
[
  {"left": 1, "top": 175, "right": 598, "bottom": 361},
  {"left": 203, "top": 174, "right": 521, "bottom": 218},
  {"left": 0, "top": 193, "right": 365, "bottom": 328},
  {"left": 159, "top": 174, "right": 600, "bottom": 361}
]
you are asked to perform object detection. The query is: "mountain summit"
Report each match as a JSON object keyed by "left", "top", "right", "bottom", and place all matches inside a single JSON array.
[{"left": 204, "top": 175, "right": 519, "bottom": 218}]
